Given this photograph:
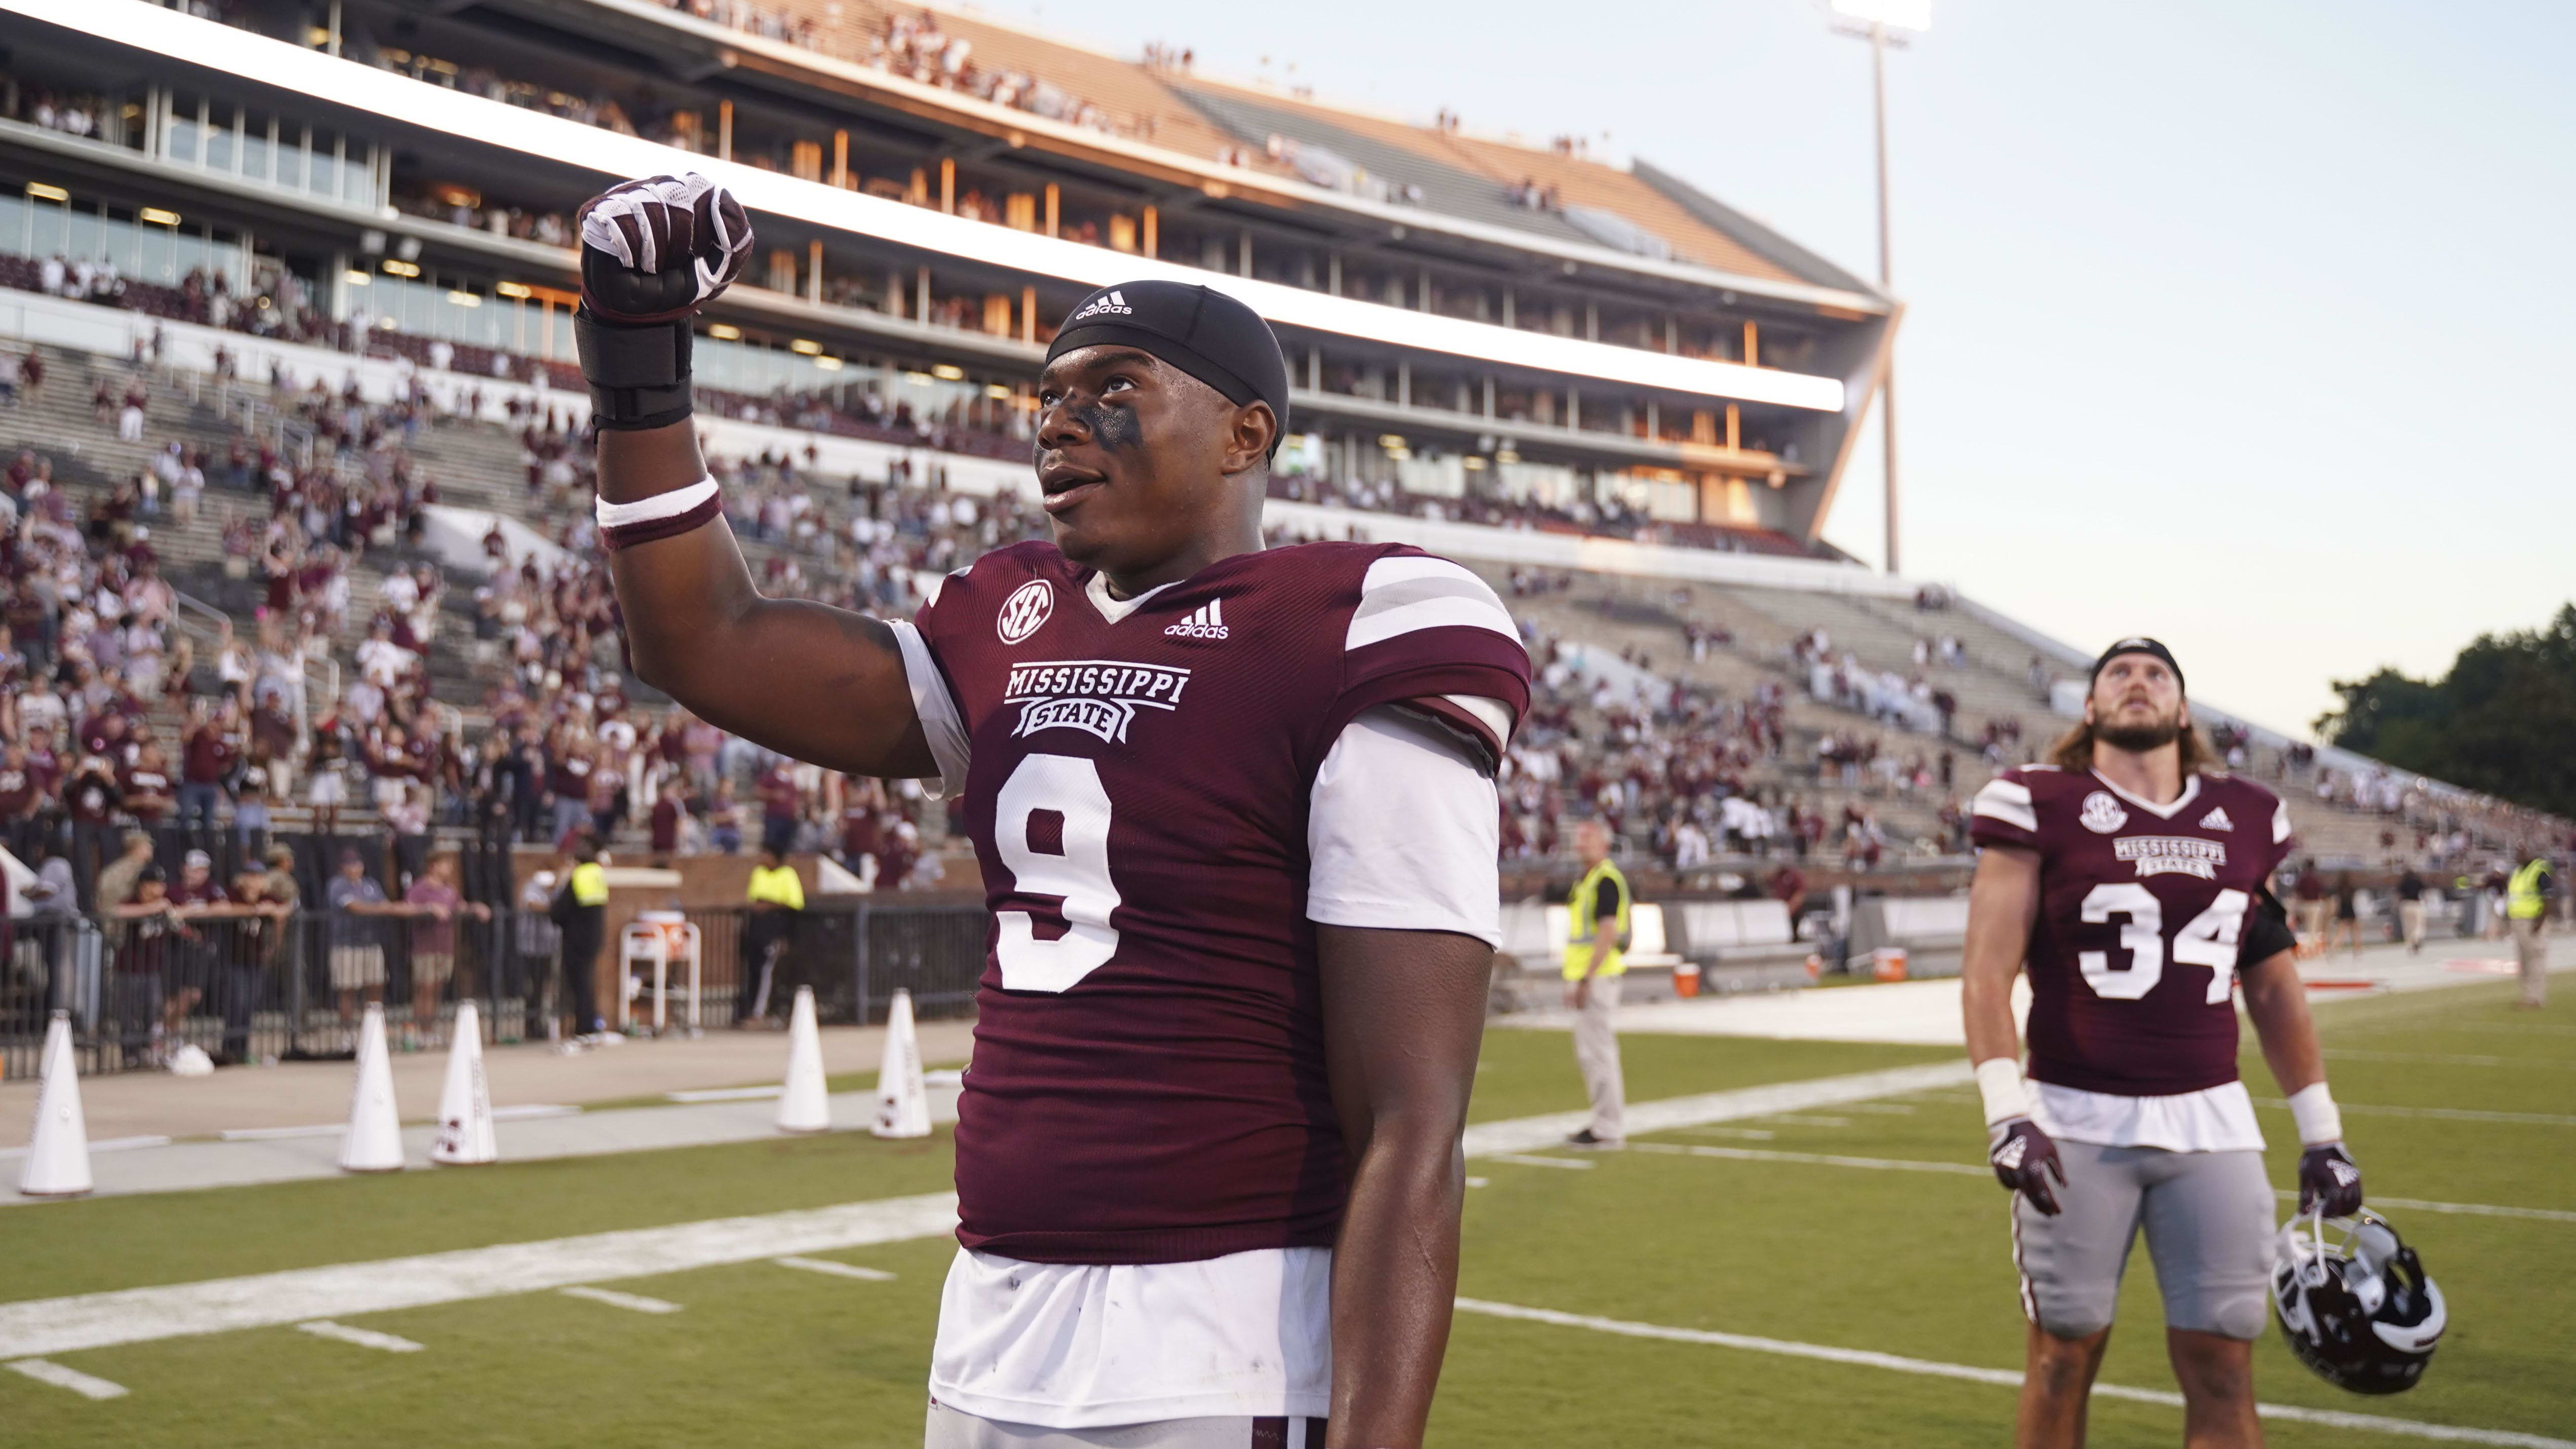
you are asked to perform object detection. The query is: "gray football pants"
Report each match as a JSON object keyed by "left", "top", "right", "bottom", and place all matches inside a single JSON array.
[
  {"left": 926, "top": 1403, "right": 1324, "bottom": 1448},
  {"left": 2011, "top": 1141, "right": 2275, "bottom": 1341},
  {"left": 1572, "top": 973, "right": 1625, "bottom": 1141}
]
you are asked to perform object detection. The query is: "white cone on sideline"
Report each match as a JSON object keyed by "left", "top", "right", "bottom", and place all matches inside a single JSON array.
[
  {"left": 20, "top": 1011, "right": 91, "bottom": 1197},
  {"left": 776, "top": 986, "right": 831, "bottom": 1133},
  {"left": 872, "top": 988, "right": 930, "bottom": 1140},
  {"left": 338, "top": 1003, "right": 405, "bottom": 1173},
  {"left": 430, "top": 1001, "right": 497, "bottom": 1166}
]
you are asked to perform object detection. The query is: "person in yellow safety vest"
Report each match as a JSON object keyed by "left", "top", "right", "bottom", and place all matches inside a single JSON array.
[
  {"left": 1563, "top": 819, "right": 1630, "bottom": 1146},
  {"left": 741, "top": 846, "right": 807, "bottom": 1026},
  {"left": 551, "top": 837, "right": 611, "bottom": 1045},
  {"left": 2508, "top": 856, "right": 2555, "bottom": 1010}
]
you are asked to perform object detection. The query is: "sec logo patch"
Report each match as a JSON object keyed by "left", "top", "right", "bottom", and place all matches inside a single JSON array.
[
  {"left": 2079, "top": 791, "right": 2129, "bottom": 834},
  {"left": 997, "top": 579, "right": 1054, "bottom": 644}
]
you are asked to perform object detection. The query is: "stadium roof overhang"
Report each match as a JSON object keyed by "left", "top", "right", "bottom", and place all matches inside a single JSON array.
[
  {"left": 471, "top": 0, "right": 1894, "bottom": 319},
  {"left": 11, "top": 1, "right": 1852, "bottom": 414}
]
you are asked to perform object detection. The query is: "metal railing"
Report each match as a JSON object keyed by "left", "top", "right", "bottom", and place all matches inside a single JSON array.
[{"left": 0, "top": 900, "right": 991, "bottom": 1079}]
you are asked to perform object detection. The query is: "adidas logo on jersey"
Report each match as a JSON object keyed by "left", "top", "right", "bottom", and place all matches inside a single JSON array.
[
  {"left": 1163, "top": 599, "right": 1230, "bottom": 640},
  {"left": 1068, "top": 288, "right": 1131, "bottom": 322},
  {"left": 2199, "top": 806, "right": 2234, "bottom": 832}
]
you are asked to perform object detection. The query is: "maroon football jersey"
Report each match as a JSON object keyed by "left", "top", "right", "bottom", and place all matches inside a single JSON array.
[
  {"left": 1971, "top": 766, "right": 2293, "bottom": 1096},
  {"left": 914, "top": 540, "right": 1530, "bottom": 1265}
]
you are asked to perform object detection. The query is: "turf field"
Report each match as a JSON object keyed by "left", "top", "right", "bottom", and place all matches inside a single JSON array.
[{"left": 5, "top": 982, "right": 2570, "bottom": 1447}]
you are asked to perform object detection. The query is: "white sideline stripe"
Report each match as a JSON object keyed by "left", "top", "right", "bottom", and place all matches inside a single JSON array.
[
  {"left": 0, "top": 1062, "right": 1967, "bottom": 1360},
  {"left": 1488, "top": 1153, "right": 1595, "bottom": 1171},
  {"left": 1452, "top": 1298, "right": 2576, "bottom": 1449},
  {"left": 665, "top": 1086, "right": 781, "bottom": 1103},
  {"left": 1757, "top": 1114, "right": 1852, "bottom": 1127},
  {"left": 217, "top": 1124, "right": 343, "bottom": 1142},
  {"left": 1678, "top": 1127, "right": 1777, "bottom": 1140},
  {"left": 0, "top": 1191, "right": 960, "bottom": 1358},
  {"left": 559, "top": 1286, "right": 680, "bottom": 1315},
  {"left": 1626, "top": 1142, "right": 2576, "bottom": 1222},
  {"left": 490, "top": 1104, "right": 580, "bottom": 1122},
  {"left": 1460, "top": 1059, "right": 1971, "bottom": 1158},
  {"left": 773, "top": 1256, "right": 896, "bottom": 1282},
  {"left": 2324, "top": 1050, "right": 2574, "bottom": 1069},
  {"left": 0, "top": 1134, "right": 168, "bottom": 1160},
  {"left": 1465, "top": 1177, "right": 1490, "bottom": 1188},
  {"left": 295, "top": 1320, "right": 423, "bottom": 1353},
  {"left": 2256, "top": 1098, "right": 2576, "bottom": 1128},
  {"left": 5, "top": 1357, "right": 128, "bottom": 1399}
]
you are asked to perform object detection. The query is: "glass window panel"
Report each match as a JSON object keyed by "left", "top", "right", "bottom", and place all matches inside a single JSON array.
[
  {"left": 242, "top": 135, "right": 270, "bottom": 182},
  {"left": 276, "top": 141, "right": 304, "bottom": 192},
  {"left": 66, "top": 211, "right": 100, "bottom": 262},
  {"left": 166, "top": 119, "right": 197, "bottom": 165},
  {"left": 205, "top": 125, "right": 234, "bottom": 173},
  {"left": 345, "top": 149, "right": 374, "bottom": 206},
  {"left": 0, "top": 196, "right": 23, "bottom": 259},
  {"left": 309, "top": 151, "right": 337, "bottom": 199}
]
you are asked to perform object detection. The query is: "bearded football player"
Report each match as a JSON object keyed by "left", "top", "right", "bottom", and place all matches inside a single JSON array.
[
  {"left": 1961, "top": 639, "right": 2364, "bottom": 1448},
  {"left": 575, "top": 175, "right": 1528, "bottom": 1449}
]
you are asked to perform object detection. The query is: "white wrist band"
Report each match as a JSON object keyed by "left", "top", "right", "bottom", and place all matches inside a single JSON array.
[
  {"left": 1975, "top": 1056, "right": 2033, "bottom": 1126},
  {"left": 595, "top": 477, "right": 718, "bottom": 528},
  {"left": 2288, "top": 1082, "right": 2342, "bottom": 1145}
]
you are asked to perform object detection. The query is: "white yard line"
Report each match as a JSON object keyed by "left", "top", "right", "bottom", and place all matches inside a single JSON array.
[
  {"left": 772, "top": 1256, "right": 896, "bottom": 1282},
  {"left": 664, "top": 1087, "right": 781, "bottom": 1103},
  {"left": 295, "top": 1320, "right": 424, "bottom": 1353},
  {"left": 1458, "top": 1060, "right": 1970, "bottom": 1158},
  {"left": 0, "top": 1191, "right": 960, "bottom": 1359},
  {"left": 5, "top": 1357, "right": 129, "bottom": 1399},
  {"left": 1453, "top": 1298, "right": 2575, "bottom": 1449},
  {"left": 2325, "top": 1050, "right": 2572, "bottom": 1069},
  {"left": 1623, "top": 1142, "right": 2576, "bottom": 1223},
  {"left": 1678, "top": 1127, "right": 1777, "bottom": 1140},
  {"left": 558, "top": 1286, "right": 681, "bottom": 1315},
  {"left": 2254, "top": 1099, "right": 2576, "bottom": 1129},
  {"left": 1487, "top": 1154, "right": 1596, "bottom": 1170}
]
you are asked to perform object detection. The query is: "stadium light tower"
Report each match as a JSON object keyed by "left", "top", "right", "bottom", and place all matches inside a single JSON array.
[{"left": 1830, "top": 0, "right": 1927, "bottom": 575}]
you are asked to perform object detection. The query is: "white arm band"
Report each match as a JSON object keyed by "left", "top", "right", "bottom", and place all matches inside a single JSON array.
[
  {"left": 2287, "top": 1082, "right": 2342, "bottom": 1145},
  {"left": 1975, "top": 1056, "right": 2033, "bottom": 1126},
  {"left": 594, "top": 477, "right": 718, "bottom": 528}
]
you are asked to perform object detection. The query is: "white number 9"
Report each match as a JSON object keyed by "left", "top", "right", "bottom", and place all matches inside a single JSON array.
[{"left": 993, "top": 753, "right": 1122, "bottom": 992}]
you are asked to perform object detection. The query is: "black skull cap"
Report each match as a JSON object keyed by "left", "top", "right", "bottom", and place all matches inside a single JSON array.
[{"left": 1045, "top": 280, "right": 1290, "bottom": 452}]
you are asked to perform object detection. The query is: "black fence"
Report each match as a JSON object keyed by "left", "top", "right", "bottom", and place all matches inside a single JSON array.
[{"left": 0, "top": 901, "right": 992, "bottom": 1080}]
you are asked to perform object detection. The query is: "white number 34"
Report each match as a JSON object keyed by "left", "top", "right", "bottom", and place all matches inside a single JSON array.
[{"left": 2077, "top": 884, "right": 2249, "bottom": 1005}]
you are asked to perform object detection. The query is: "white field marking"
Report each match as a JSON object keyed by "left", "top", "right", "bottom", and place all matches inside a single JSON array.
[
  {"left": 1630, "top": 1141, "right": 1986, "bottom": 1177},
  {"left": 1756, "top": 1114, "right": 1851, "bottom": 1127},
  {"left": 2254, "top": 1098, "right": 2576, "bottom": 1128},
  {"left": 558, "top": 1286, "right": 680, "bottom": 1315},
  {"left": 1465, "top": 1177, "right": 1490, "bottom": 1188},
  {"left": 489, "top": 1104, "right": 580, "bottom": 1122},
  {"left": 1677, "top": 1126, "right": 1777, "bottom": 1140},
  {"left": 1460, "top": 1059, "right": 1971, "bottom": 1158},
  {"left": 1625, "top": 1140, "right": 2576, "bottom": 1224},
  {"left": 1488, "top": 1153, "right": 1596, "bottom": 1170},
  {"left": 1452, "top": 1298, "right": 2576, "bottom": 1449},
  {"left": 295, "top": 1320, "right": 424, "bottom": 1353},
  {"left": 216, "top": 1123, "right": 343, "bottom": 1142},
  {"left": 664, "top": 1086, "right": 780, "bottom": 1103},
  {"left": 1835, "top": 1102, "right": 1918, "bottom": 1114},
  {"left": 772, "top": 1256, "right": 896, "bottom": 1282},
  {"left": 0, "top": 1062, "right": 1973, "bottom": 1360},
  {"left": 0, "top": 1191, "right": 960, "bottom": 1359},
  {"left": 2325, "top": 1049, "right": 2565, "bottom": 1069},
  {"left": 5, "top": 1358, "right": 128, "bottom": 1399},
  {"left": 0, "top": 1135, "right": 169, "bottom": 1161}
]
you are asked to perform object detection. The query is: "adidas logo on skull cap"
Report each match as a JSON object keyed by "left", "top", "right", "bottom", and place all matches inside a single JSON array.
[{"left": 1045, "top": 280, "right": 1291, "bottom": 453}]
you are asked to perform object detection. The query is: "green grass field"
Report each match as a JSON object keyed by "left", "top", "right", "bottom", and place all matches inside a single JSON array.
[{"left": 6, "top": 982, "right": 2570, "bottom": 1447}]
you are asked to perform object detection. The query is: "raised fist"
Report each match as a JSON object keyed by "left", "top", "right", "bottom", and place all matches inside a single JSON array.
[{"left": 577, "top": 174, "right": 752, "bottom": 324}]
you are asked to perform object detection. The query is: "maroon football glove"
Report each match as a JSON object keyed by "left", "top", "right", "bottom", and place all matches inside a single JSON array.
[
  {"left": 1989, "top": 1118, "right": 2065, "bottom": 1216},
  {"left": 2298, "top": 1142, "right": 2364, "bottom": 1218},
  {"left": 572, "top": 174, "right": 752, "bottom": 431}
]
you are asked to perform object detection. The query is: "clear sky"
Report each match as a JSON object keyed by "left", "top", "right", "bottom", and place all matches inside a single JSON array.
[{"left": 966, "top": 0, "right": 2576, "bottom": 737}]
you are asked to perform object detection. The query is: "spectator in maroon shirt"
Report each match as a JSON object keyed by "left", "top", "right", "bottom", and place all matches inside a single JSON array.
[
  {"left": 756, "top": 762, "right": 800, "bottom": 856},
  {"left": 649, "top": 783, "right": 686, "bottom": 858},
  {"left": 179, "top": 697, "right": 240, "bottom": 835},
  {"left": 122, "top": 743, "right": 175, "bottom": 827}
]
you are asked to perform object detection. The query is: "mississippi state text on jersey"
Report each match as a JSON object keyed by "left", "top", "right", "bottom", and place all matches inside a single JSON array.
[
  {"left": 913, "top": 540, "right": 1532, "bottom": 1265},
  {"left": 1970, "top": 766, "right": 2293, "bottom": 1097}
]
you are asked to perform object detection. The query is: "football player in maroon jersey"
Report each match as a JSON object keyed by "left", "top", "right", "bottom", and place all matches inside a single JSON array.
[
  {"left": 574, "top": 175, "right": 1529, "bottom": 1449},
  {"left": 1962, "top": 639, "right": 2364, "bottom": 1448}
]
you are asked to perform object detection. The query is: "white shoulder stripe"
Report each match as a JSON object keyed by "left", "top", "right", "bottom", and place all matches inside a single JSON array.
[
  {"left": 1972, "top": 777, "right": 2037, "bottom": 833},
  {"left": 887, "top": 619, "right": 970, "bottom": 801},
  {"left": 1348, "top": 556, "right": 1518, "bottom": 651},
  {"left": 2272, "top": 798, "right": 2293, "bottom": 845}
]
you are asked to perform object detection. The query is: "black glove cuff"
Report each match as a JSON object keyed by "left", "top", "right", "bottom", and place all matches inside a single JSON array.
[{"left": 574, "top": 307, "right": 696, "bottom": 431}]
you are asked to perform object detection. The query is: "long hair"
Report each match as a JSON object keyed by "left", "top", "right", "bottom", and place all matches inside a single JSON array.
[{"left": 2046, "top": 717, "right": 2221, "bottom": 775}]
